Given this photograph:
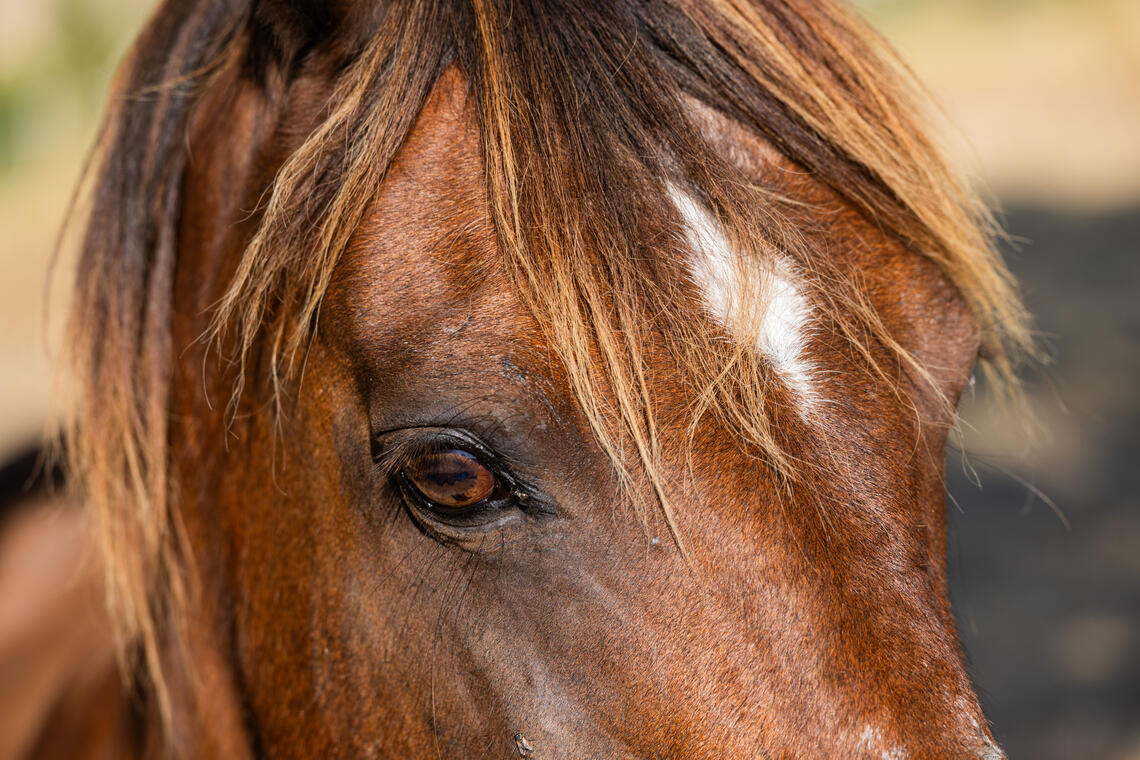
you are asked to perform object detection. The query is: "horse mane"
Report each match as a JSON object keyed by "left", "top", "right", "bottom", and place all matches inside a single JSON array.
[{"left": 63, "top": 0, "right": 1032, "bottom": 728}]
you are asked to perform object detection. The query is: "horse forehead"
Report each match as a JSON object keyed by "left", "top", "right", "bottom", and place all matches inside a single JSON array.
[
  {"left": 341, "top": 68, "right": 977, "bottom": 422},
  {"left": 377, "top": 66, "right": 486, "bottom": 235},
  {"left": 328, "top": 68, "right": 559, "bottom": 400},
  {"left": 686, "top": 100, "right": 981, "bottom": 416},
  {"left": 341, "top": 68, "right": 503, "bottom": 311}
]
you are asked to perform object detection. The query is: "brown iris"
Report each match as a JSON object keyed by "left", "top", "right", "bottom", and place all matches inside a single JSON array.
[{"left": 402, "top": 449, "right": 497, "bottom": 510}]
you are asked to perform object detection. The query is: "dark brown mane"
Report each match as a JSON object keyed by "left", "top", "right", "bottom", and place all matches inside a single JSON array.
[{"left": 63, "top": 0, "right": 1031, "bottom": 727}]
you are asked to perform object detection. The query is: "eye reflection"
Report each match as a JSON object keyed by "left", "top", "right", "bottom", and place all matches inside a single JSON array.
[{"left": 401, "top": 449, "right": 497, "bottom": 510}]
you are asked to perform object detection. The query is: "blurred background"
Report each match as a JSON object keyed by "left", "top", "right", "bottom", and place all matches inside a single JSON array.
[
  {"left": 0, "top": 0, "right": 1137, "bottom": 757},
  {"left": 856, "top": 3, "right": 1140, "bottom": 758}
]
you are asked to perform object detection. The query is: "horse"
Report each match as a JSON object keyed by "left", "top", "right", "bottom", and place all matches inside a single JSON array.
[{"left": 39, "top": 0, "right": 1033, "bottom": 756}]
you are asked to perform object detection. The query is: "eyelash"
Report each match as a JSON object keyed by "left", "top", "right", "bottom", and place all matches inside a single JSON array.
[{"left": 374, "top": 430, "right": 496, "bottom": 479}]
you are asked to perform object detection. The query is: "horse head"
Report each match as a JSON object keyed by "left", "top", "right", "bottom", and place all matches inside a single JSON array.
[{"left": 66, "top": 1, "right": 1029, "bottom": 757}]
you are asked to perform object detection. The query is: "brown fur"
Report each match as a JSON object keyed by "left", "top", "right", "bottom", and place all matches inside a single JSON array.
[{"left": 56, "top": 0, "right": 1027, "bottom": 756}]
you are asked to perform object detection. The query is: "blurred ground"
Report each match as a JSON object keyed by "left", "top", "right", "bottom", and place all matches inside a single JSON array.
[{"left": 0, "top": 1, "right": 1137, "bottom": 758}]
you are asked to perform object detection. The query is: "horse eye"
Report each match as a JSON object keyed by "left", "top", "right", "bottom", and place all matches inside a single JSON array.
[{"left": 401, "top": 449, "right": 498, "bottom": 510}]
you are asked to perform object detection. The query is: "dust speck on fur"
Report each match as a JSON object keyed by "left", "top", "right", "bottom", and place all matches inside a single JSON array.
[{"left": 514, "top": 732, "right": 534, "bottom": 757}]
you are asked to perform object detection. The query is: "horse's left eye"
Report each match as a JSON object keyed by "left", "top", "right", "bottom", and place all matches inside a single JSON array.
[
  {"left": 400, "top": 449, "right": 500, "bottom": 512},
  {"left": 375, "top": 428, "right": 534, "bottom": 536}
]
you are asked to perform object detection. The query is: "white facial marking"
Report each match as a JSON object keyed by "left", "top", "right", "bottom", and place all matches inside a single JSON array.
[
  {"left": 670, "top": 186, "right": 817, "bottom": 407},
  {"left": 857, "top": 725, "right": 909, "bottom": 760}
]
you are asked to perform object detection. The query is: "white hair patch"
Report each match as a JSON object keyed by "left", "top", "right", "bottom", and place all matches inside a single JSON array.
[
  {"left": 857, "top": 725, "right": 909, "bottom": 760},
  {"left": 670, "top": 186, "right": 817, "bottom": 408}
]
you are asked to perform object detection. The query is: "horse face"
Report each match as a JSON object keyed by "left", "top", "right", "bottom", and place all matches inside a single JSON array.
[{"left": 172, "top": 66, "right": 1002, "bottom": 759}]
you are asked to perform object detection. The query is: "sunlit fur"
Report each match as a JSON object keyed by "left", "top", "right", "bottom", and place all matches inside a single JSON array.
[{"left": 62, "top": 0, "right": 1031, "bottom": 736}]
